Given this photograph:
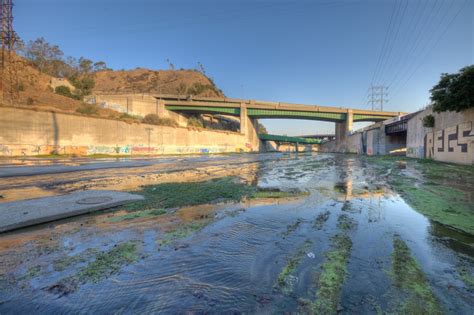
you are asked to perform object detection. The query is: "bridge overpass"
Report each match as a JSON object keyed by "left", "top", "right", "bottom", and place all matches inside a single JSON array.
[{"left": 153, "top": 94, "right": 403, "bottom": 143}]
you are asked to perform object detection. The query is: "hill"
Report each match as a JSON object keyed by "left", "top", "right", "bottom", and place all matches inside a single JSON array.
[
  {"left": 94, "top": 68, "right": 224, "bottom": 97},
  {"left": 1, "top": 57, "right": 224, "bottom": 120}
]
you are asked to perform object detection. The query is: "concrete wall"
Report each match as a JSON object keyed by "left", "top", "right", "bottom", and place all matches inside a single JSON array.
[
  {"left": 86, "top": 94, "right": 189, "bottom": 127},
  {"left": 407, "top": 107, "right": 474, "bottom": 165},
  {"left": 0, "top": 107, "right": 261, "bottom": 156}
]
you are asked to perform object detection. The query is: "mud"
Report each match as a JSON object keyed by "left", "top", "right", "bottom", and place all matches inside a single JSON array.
[{"left": 0, "top": 153, "right": 473, "bottom": 314}]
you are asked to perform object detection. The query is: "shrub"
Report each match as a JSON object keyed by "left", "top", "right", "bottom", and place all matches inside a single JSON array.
[
  {"left": 422, "top": 114, "right": 435, "bottom": 128},
  {"left": 26, "top": 97, "right": 34, "bottom": 105},
  {"left": 55, "top": 85, "right": 79, "bottom": 100},
  {"left": 76, "top": 103, "right": 99, "bottom": 115},
  {"left": 187, "top": 116, "right": 204, "bottom": 128},
  {"left": 142, "top": 114, "right": 178, "bottom": 127},
  {"left": 18, "top": 82, "right": 25, "bottom": 91},
  {"left": 119, "top": 113, "right": 142, "bottom": 121}
]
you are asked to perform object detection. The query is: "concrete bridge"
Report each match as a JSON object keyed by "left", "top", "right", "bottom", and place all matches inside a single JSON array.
[{"left": 154, "top": 94, "right": 402, "bottom": 143}]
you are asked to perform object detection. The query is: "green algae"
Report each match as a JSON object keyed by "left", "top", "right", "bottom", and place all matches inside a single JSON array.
[
  {"left": 52, "top": 249, "right": 99, "bottom": 272},
  {"left": 390, "top": 237, "right": 442, "bottom": 314},
  {"left": 313, "top": 233, "right": 353, "bottom": 314},
  {"left": 276, "top": 240, "right": 313, "bottom": 290},
  {"left": 282, "top": 218, "right": 304, "bottom": 238},
  {"left": 76, "top": 242, "right": 139, "bottom": 283},
  {"left": 157, "top": 221, "right": 210, "bottom": 247},
  {"left": 458, "top": 266, "right": 474, "bottom": 289},
  {"left": 337, "top": 214, "right": 356, "bottom": 231},
  {"left": 46, "top": 242, "right": 139, "bottom": 296},
  {"left": 105, "top": 209, "right": 166, "bottom": 223},
  {"left": 20, "top": 265, "right": 41, "bottom": 280},
  {"left": 126, "top": 177, "right": 254, "bottom": 211},
  {"left": 314, "top": 210, "right": 330, "bottom": 230},
  {"left": 251, "top": 189, "right": 309, "bottom": 199},
  {"left": 367, "top": 155, "right": 474, "bottom": 235}
]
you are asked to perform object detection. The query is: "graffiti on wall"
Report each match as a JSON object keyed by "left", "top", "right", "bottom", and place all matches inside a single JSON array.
[{"left": 424, "top": 121, "right": 474, "bottom": 160}]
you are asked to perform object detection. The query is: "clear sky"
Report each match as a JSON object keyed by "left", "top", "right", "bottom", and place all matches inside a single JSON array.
[{"left": 15, "top": 0, "right": 473, "bottom": 135}]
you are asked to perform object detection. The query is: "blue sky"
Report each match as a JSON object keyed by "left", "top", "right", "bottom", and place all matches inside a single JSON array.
[{"left": 15, "top": 0, "right": 473, "bottom": 135}]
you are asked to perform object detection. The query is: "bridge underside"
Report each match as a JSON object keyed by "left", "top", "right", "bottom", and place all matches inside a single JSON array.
[{"left": 165, "top": 106, "right": 392, "bottom": 123}]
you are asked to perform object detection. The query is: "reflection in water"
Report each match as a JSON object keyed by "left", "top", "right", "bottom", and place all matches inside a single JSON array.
[{"left": 0, "top": 153, "right": 473, "bottom": 313}]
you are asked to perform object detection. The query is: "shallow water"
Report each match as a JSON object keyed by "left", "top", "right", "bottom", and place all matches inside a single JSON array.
[{"left": 0, "top": 153, "right": 473, "bottom": 314}]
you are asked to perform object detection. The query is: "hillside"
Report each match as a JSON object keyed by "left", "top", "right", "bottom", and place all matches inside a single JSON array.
[
  {"left": 94, "top": 68, "right": 224, "bottom": 97},
  {"left": 2, "top": 57, "right": 224, "bottom": 120}
]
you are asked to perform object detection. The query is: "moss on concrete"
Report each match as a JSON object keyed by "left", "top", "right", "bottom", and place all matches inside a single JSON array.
[
  {"left": 390, "top": 237, "right": 442, "bottom": 314},
  {"left": 127, "top": 177, "right": 254, "bottom": 211},
  {"left": 314, "top": 210, "right": 330, "bottom": 230},
  {"left": 313, "top": 233, "right": 353, "bottom": 314},
  {"left": 20, "top": 265, "right": 41, "bottom": 280},
  {"left": 76, "top": 242, "right": 139, "bottom": 283},
  {"left": 277, "top": 240, "right": 312, "bottom": 290},
  {"left": 52, "top": 249, "right": 99, "bottom": 272},
  {"left": 157, "top": 221, "right": 210, "bottom": 247},
  {"left": 458, "top": 266, "right": 474, "bottom": 289},
  {"left": 367, "top": 155, "right": 474, "bottom": 235}
]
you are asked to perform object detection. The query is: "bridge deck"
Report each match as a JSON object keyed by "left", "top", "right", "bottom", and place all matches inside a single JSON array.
[{"left": 157, "top": 94, "right": 403, "bottom": 122}]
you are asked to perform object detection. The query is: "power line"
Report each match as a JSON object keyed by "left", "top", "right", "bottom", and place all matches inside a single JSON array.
[{"left": 368, "top": 85, "right": 388, "bottom": 111}]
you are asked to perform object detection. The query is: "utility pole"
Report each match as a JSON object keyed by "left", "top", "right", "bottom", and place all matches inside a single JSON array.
[
  {"left": 368, "top": 85, "right": 388, "bottom": 111},
  {"left": 0, "top": 0, "right": 18, "bottom": 104}
]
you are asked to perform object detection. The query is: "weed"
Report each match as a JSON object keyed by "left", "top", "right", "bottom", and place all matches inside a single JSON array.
[
  {"left": 277, "top": 240, "right": 312, "bottom": 290},
  {"left": 105, "top": 209, "right": 166, "bottom": 223}
]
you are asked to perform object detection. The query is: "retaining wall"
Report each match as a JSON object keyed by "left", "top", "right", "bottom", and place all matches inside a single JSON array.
[
  {"left": 0, "top": 107, "right": 260, "bottom": 156},
  {"left": 407, "top": 107, "right": 474, "bottom": 165}
]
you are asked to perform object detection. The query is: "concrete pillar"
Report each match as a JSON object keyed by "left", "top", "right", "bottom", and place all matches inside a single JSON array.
[
  {"left": 156, "top": 99, "right": 167, "bottom": 117},
  {"left": 346, "top": 109, "right": 353, "bottom": 136},
  {"left": 335, "top": 110, "right": 353, "bottom": 145},
  {"left": 240, "top": 102, "right": 247, "bottom": 135}
]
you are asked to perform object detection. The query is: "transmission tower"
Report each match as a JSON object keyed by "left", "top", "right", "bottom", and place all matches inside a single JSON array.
[
  {"left": 368, "top": 85, "right": 388, "bottom": 111},
  {"left": 0, "top": 0, "right": 19, "bottom": 104}
]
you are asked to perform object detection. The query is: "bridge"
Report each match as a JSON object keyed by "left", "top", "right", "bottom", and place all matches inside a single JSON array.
[{"left": 154, "top": 94, "right": 403, "bottom": 143}]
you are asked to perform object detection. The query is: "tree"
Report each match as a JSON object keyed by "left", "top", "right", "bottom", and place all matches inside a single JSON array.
[
  {"left": 258, "top": 122, "right": 268, "bottom": 134},
  {"left": 431, "top": 65, "right": 474, "bottom": 112},
  {"left": 78, "top": 57, "right": 94, "bottom": 74},
  {"left": 23, "top": 37, "right": 64, "bottom": 75},
  {"left": 93, "top": 61, "right": 109, "bottom": 72}
]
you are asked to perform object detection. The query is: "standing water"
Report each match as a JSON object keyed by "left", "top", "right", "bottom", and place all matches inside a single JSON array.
[{"left": 0, "top": 153, "right": 473, "bottom": 314}]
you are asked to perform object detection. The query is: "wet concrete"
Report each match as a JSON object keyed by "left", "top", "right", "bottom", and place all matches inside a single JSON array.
[{"left": 0, "top": 153, "right": 473, "bottom": 314}]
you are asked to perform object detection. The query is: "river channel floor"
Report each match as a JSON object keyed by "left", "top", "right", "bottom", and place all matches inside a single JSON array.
[{"left": 0, "top": 153, "right": 473, "bottom": 314}]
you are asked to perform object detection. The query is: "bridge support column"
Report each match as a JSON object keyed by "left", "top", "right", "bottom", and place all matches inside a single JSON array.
[
  {"left": 155, "top": 99, "right": 188, "bottom": 127},
  {"left": 240, "top": 102, "right": 247, "bottom": 135},
  {"left": 335, "top": 109, "right": 353, "bottom": 145}
]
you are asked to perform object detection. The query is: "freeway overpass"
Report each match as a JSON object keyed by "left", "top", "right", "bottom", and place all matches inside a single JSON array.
[{"left": 154, "top": 94, "right": 403, "bottom": 143}]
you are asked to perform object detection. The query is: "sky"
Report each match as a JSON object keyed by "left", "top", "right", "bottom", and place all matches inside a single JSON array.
[{"left": 15, "top": 0, "right": 473, "bottom": 136}]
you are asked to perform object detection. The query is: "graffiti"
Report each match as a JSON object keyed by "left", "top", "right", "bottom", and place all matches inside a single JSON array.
[{"left": 425, "top": 121, "right": 474, "bottom": 162}]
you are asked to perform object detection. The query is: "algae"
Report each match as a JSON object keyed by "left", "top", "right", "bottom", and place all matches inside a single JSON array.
[
  {"left": 458, "top": 266, "right": 474, "bottom": 289},
  {"left": 126, "top": 177, "right": 254, "bottom": 211},
  {"left": 105, "top": 209, "right": 166, "bottom": 223},
  {"left": 157, "top": 221, "right": 210, "bottom": 247},
  {"left": 313, "top": 233, "right": 353, "bottom": 314},
  {"left": 389, "top": 237, "right": 442, "bottom": 314},
  {"left": 20, "top": 265, "right": 41, "bottom": 280},
  {"left": 276, "top": 240, "right": 312, "bottom": 290},
  {"left": 314, "top": 210, "right": 330, "bottom": 230}
]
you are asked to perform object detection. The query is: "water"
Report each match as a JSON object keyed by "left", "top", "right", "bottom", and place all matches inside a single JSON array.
[{"left": 0, "top": 153, "right": 473, "bottom": 314}]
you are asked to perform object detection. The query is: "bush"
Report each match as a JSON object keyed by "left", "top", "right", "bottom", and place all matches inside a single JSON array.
[
  {"left": 76, "top": 103, "right": 99, "bottom": 115},
  {"left": 187, "top": 116, "right": 204, "bottom": 128},
  {"left": 422, "top": 114, "right": 435, "bottom": 128},
  {"left": 18, "top": 82, "right": 25, "bottom": 91},
  {"left": 55, "top": 85, "right": 79, "bottom": 100},
  {"left": 26, "top": 97, "right": 34, "bottom": 105},
  {"left": 142, "top": 114, "right": 178, "bottom": 127},
  {"left": 119, "top": 113, "right": 142, "bottom": 121}
]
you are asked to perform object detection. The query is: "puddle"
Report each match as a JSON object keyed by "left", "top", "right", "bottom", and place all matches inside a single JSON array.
[{"left": 0, "top": 153, "right": 473, "bottom": 313}]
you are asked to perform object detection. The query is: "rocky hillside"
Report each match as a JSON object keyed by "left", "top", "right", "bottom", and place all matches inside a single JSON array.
[{"left": 94, "top": 68, "right": 224, "bottom": 97}]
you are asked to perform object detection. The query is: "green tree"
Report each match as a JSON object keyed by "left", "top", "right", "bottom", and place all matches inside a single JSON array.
[
  {"left": 431, "top": 65, "right": 474, "bottom": 112},
  {"left": 258, "top": 122, "right": 268, "bottom": 134},
  {"left": 55, "top": 86, "right": 79, "bottom": 100}
]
